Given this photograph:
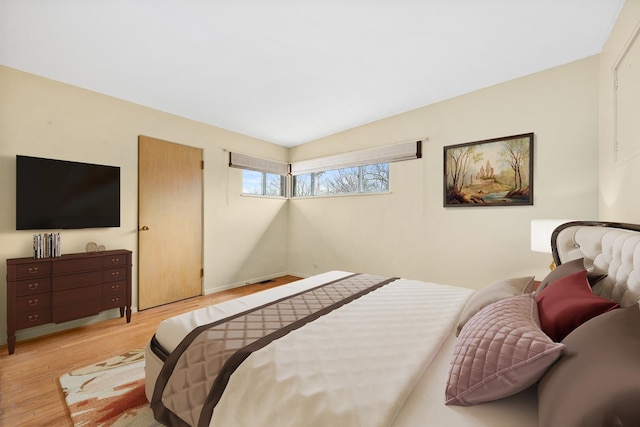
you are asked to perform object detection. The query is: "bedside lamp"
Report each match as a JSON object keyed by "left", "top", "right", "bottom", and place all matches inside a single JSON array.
[{"left": 530, "top": 219, "right": 570, "bottom": 270}]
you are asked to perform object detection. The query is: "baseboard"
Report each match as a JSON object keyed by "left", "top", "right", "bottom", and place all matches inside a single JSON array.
[
  {"left": 286, "top": 270, "right": 312, "bottom": 279},
  {"left": 204, "top": 271, "right": 295, "bottom": 296}
]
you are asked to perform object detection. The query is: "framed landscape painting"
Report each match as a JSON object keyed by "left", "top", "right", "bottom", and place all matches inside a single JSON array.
[{"left": 444, "top": 133, "right": 533, "bottom": 207}]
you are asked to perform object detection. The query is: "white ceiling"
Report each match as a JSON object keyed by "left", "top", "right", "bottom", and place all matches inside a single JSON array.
[{"left": 0, "top": 0, "right": 624, "bottom": 147}]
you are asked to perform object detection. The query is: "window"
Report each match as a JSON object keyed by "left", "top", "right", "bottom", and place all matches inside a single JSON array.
[
  {"left": 242, "top": 170, "right": 286, "bottom": 197},
  {"left": 230, "top": 140, "right": 420, "bottom": 199},
  {"left": 229, "top": 152, "right": 288, "bottom": 198},
  {"left": 292, "top": 163, "right": 389, "bottom": 197}
]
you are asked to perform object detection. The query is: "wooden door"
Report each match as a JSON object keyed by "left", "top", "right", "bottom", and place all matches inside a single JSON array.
[{"left": 138, "top": 136, "right": 203, "bottom": 309}]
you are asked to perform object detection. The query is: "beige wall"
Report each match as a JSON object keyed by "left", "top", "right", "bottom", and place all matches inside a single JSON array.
[
  {"left": 0, "top": 66, "right": 289, "bottom": 344},
  {"left": 288, "top": 56, "right": 601, "bottom": 288},
  {"left": 599, "top": 0, "right": 640, "bottom": 222}
]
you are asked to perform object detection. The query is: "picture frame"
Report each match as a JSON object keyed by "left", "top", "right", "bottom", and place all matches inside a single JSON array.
[{"left": 444, "top": 133, "right": 533, "bottom": 207}]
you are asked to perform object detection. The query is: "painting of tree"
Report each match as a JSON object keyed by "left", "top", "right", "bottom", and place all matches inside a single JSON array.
[{"left": 444, "top": 133, "right": 533, "bottom": 207}]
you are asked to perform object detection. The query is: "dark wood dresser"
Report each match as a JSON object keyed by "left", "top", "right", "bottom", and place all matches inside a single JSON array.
[{"left": 6, "top": 249, "right": 132, "bottom": 354}]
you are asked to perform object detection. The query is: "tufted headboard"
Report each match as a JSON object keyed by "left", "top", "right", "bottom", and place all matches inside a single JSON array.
[{"left": 551, "top": 221, "right": 640, "bottom": 307}]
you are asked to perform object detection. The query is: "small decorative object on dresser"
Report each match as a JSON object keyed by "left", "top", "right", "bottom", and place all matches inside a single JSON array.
[{"left": 5, "top": 249, "right": 132, "bottom": 354}]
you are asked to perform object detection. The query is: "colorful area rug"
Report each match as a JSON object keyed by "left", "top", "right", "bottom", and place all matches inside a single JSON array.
[{"left": 59, "top": 349, "right": 160, "bottom": 426}]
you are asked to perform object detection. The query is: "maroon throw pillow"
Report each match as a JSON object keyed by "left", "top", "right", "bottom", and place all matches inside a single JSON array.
[{"left": 535, "top": 270, "right": 619, "bottom": 341}]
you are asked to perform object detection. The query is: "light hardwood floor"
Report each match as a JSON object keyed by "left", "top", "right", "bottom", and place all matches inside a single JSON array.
[{"left": 0, "top": 275, "right": 301, "bottom": 426}]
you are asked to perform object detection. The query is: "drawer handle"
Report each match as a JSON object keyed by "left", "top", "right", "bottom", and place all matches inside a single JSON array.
[
  {"left": 28, "top": 283, "right": 39, "bottom": 290},
  {"left": 111, "top": 258, "right": 120, "bottom": 263},
  {"left": 111, "top": 272, "right": 120, "bottom": 277},
  {"left": 28, "top": 314, "right": 39, "bottom": 322},
  {"left": 28, "top": 299, "right": 39, "bottom": 306},
  {"left": 111, "top": 297, "right": 120, "bottom": 303},
  {"left": 111, "top": 284, "right": 120, "bottom": 290},
  {"left": 28, "top": 267, "right": 39, "bottom": 274}
]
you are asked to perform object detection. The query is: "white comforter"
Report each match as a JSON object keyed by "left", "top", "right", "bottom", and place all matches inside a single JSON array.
[
  {"left": 201, "top": 275, "right": 473, "bottom": 427},
  {"left": 147, "top": 271, "right": 541, "bottom": 427}
]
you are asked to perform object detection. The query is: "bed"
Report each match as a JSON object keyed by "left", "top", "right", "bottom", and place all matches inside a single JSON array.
[{"left": 145, "top": 221, "right": 640, "bottom": 426}]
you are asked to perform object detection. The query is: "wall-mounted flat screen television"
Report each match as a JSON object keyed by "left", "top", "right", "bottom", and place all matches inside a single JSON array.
[{"left": 16, "top": 155, "right": 121, "bottom": 230}]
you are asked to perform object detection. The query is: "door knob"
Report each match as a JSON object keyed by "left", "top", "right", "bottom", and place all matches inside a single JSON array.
[{"left": 140, "top": 226, "right": 150, "bottom": 231}]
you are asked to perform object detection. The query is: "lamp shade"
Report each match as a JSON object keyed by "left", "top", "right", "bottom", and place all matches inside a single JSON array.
[{"left": 530, "top": 220, "right": 571, "bottom": 253}]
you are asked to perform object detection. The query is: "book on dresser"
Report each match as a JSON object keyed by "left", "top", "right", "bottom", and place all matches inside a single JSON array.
[{"left": 5, "top": 249, "right": 132, "bottom": 354}]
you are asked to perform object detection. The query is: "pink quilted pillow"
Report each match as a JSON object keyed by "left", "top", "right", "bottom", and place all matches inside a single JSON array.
[{"left": 445, "top": 293, "right": 565, "bottom": 406}]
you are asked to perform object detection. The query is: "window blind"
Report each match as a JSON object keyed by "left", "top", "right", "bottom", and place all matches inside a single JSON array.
[
  {"left": 290, "top": 140, "right": 421, "bottom": 176},
  {"left": 229, "top": 152, "right": 289, "bottom": 176}
]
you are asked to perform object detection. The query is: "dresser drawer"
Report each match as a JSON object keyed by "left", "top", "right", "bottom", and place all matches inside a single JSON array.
[
  {"left": 103, "top": 268, "right": 127, "bottom": 283},
  {"left": 15, "top": 308, "right": 52, "bottom": 330},
  {"left": 52, "top": 271, "right": 102, "bottom": 291},
  {"left": 102, "top": 281, "right": 126, "bottom": 296},
  {"left": 53, "top": 256, "right": 102, "bottom": 274},
  {"left": 102, "top": 254, "right": 128, "bottom": 268},
  {"left": 13, "top": 277, "right": 52, "bottom": 297},
  {"left": 53, "top": 284, "right": 101, "bottom": 306},
  {"left": 103, "top": 294, "right": 126, "bottom": 310},
  {"left": 11, "top": 262, "right": 51, "bottom": 280},
  {"left": 53, "top": 299, "right": 101, "bottom": 323},
  {"left": 16, "top": 293, "right": 52, "bottom": 312}
]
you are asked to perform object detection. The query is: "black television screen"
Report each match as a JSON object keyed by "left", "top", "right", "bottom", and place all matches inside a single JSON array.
[{"left": 16, "top": 155, "right": 121, "bottom": 230}]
